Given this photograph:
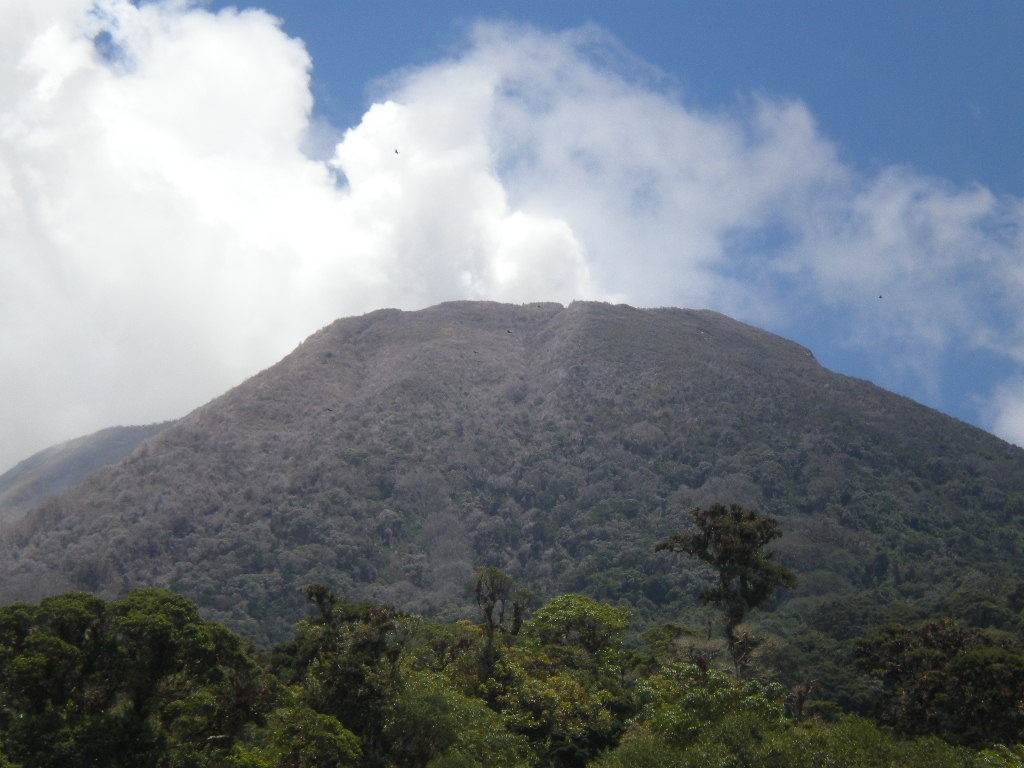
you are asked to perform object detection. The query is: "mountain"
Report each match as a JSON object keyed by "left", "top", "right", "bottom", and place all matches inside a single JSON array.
[
  {"left": 2, "top": 301, "right": 1023, "bottom": 648},
  {"left": 0, "top": 422, "right": 174, "bottom": 526}
]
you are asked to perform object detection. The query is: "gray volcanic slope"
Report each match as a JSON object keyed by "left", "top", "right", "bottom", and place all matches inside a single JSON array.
[
  {"left": 2, "top": 301, "right": 1023, "bottom": 645},
  {"left": 0, "top": 422, "right": 174, "bottom": 526}
]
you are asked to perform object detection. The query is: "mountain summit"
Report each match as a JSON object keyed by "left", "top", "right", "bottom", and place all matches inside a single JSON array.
[{"left": 2, "top": 301, "right": 1023, "bottom": 644}]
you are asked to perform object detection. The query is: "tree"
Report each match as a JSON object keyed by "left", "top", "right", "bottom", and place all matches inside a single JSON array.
[
  {"left": 274, "top": 586, "right": 405, "bottom": 768},
  {"left": 592, "top": 661, "right": 788, "bottom": 767},
  {"left": 656, "top": 503, "right": 796, "bottom": 674},
  {"left": 0, "top": 589, "right": 270, "bottom": 768},
  {"left": 227, "top": 695, "right": 362, "bottom": 768},
  {"left": 854, "top": 618, "right": 1024, "bottom": 746},
  {"left": 522, "top": 594, "right": 629, "bottom": 656},
  {"left": 509, "top": 594, "right": 634, "bottom": 765},
  {"left": 304, "top": 582, "right": 338, "bottom": 625},
  {"left": 382, "top": 670, "right": 531, "bottom": 768},
  {"left": 473, "top": 567, "right": 532, "bottom": 680},
  {"left": 484, "top": 643, "right": 624, "bottom": 767}
]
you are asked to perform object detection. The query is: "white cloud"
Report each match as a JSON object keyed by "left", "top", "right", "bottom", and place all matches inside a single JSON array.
[
  {"left": 328, "top": 95, "right": 594, "bottom": 306},
  {"left": 1, "top": 1, "right": 344, "bottom": 465},
  {"left": 2, "top": 2, "right": 1023, "bottom": 469},
  {"left": 986, "top": 382, "right": 1024, "bottom": 448},
  {"left": 381, "top": 21, "right": 1024, "bottom": 427}
]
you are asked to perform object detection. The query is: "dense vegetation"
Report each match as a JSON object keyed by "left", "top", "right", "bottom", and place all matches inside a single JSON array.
[
  {"left": 2, "top": 581, "right": 1023, "bottom": 767},
  {"left": 3, "top": 301, "right": 1024, "bottom": 720}
]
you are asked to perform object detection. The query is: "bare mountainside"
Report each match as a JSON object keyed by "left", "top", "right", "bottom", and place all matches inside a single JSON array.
[{"left": 2, "top": 301, "right": 1023, "bottom": 645}]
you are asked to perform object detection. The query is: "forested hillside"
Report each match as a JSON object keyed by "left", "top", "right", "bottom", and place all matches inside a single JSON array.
[
  {"left": 0, "top": 422, "right": 173, "bottom": 525},
  {"left": 1, "top": 301, "right": 1023, "bottom": 715}
]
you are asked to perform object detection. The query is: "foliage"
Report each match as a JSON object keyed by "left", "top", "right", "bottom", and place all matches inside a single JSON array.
[
  {"left": 599, "top": 667, "right": 909, "bottom": 767},
  {"left": 227, "top": 697, "right": 362, "bottom": 768},
  {"left": 486, "top": 645, "right": 620, "bottom": 766},
  {"left": 630, "top": 661, "right": 788, "bottom": 747},
  {"left": 0, "top": 589, "right": 271, "bottom": 767},
  {"left": 598, "top": 689, "right": 979, "bottom": 768},
  {"left": 271, "top": 585, "right": 404, "bottom": 767},
  {"left": 474, "top": 567, "right": 532, "bottom": 680},
  {"left": 755, "top": 715, "right": 976, "bottom": 768},
  {"left": 975, "top": 744, "right": 1024, "bottom": 768},
  {"left": 522, "top": 594, "right": 629, "bottom": 655},
  {"left": 481, "top": 594, "right": 634, "bottom": 766},
  {"left": 3, "top": 587, "right": 1023, "bottom": 767},
  {"left": 854, "top": 618, "right": 1024, "bottom": 746},
  {"left": 383, "top": 670, "right": 532, "bottom": 768},
  {"left": 657, "top": 504, "right": 796, "bottom": 673}
]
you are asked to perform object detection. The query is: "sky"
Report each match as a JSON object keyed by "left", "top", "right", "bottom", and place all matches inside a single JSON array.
[{"left": 1, "top": 1, "right": 1023, "bottom": 473}]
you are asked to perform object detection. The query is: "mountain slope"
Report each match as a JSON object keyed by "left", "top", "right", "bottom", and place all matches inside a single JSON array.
[
  {"left": 2, "top": 301, "right": 1023, "bottom": 645},
  {"left": 0, "top": 422, "right": 174, "bottom": 526}
]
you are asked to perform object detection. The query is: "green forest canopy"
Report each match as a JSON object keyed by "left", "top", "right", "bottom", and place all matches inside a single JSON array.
[{"left": 2, "top": 579, "right": 1023, "bottom": 768}]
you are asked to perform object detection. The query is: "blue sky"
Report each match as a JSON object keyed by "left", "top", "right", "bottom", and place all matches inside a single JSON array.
[
  {"left": 235, "top": 1, "right": 1023, "bottom": 197},
  {"left": 1, "top": 0, "right": 1022, "bottom": 472}
]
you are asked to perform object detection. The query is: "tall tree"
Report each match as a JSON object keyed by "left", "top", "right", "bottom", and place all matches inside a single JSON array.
[
  {"left": 473, "top": 566, "right": 531, "bottom": 680},
  {"left": 279, "top": 586, "right": 404, "bottom": 768},
  {"left": 656, "top": 503, "right": 796, "bottom": 674}
]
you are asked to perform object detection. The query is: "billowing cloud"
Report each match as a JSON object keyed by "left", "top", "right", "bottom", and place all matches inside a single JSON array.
[{"left": 2, "top": 1, "right": 1023, "bottom": 471}]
